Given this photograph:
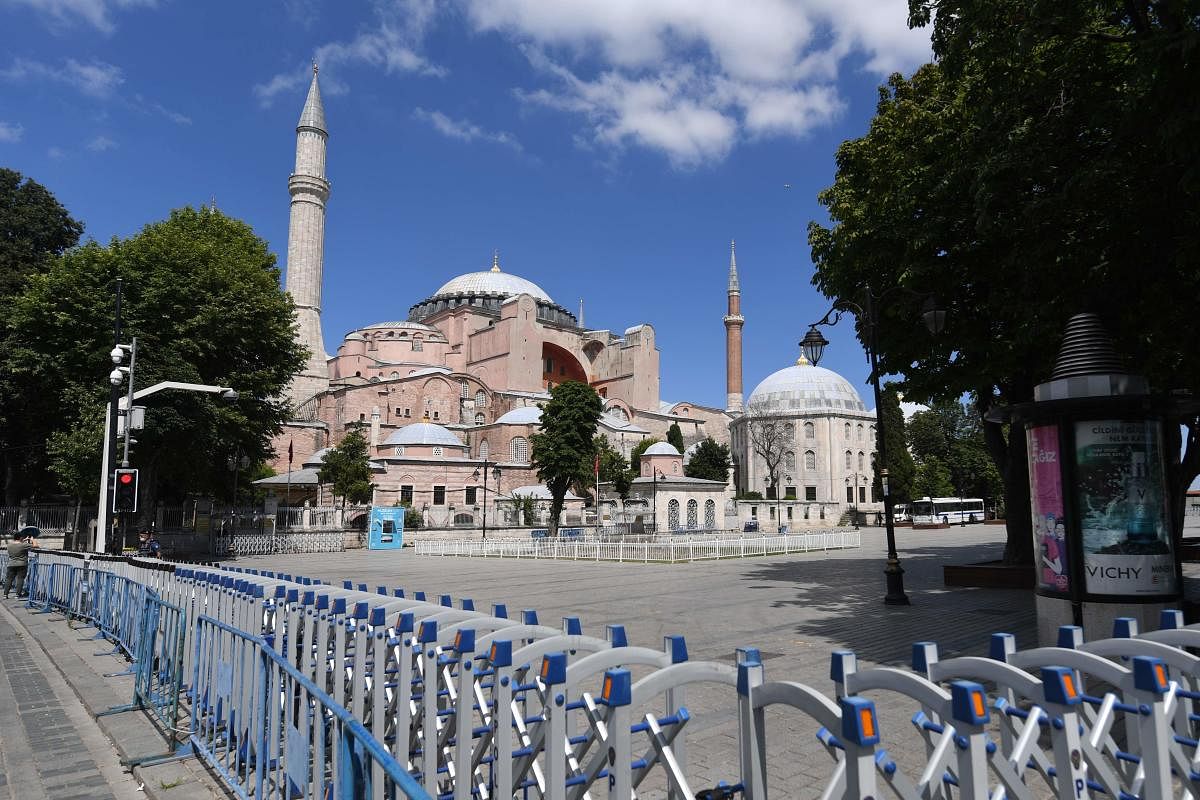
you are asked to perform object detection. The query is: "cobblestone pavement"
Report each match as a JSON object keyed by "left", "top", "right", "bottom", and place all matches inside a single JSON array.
[
  {"left": 0, "top": 605, "right": 144, "bottom": 800},
  {"left": 243, "top": 523, "right": 1041, "bottom": 797}
]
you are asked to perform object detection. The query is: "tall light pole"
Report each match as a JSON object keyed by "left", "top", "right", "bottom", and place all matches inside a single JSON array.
[
  {"left": 802, "top": 288, "right": 945, "bottom": 606},
  {"left": 473, "top": 461, "right": 501, "bottom": 539}
]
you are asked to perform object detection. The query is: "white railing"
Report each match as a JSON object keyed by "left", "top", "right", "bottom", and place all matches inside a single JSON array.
[{"left": 414, "top": 530, "right": 860, "bottom": 562}]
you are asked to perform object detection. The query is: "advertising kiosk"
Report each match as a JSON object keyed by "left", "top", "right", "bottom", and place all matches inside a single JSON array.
[{"left": 367, "top": 507, "right": 405, "bottom": 550}]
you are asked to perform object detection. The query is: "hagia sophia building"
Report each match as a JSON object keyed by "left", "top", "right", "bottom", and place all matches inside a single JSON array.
[{"left": 260, "top": 67, "right": 883, "bottom": 530}]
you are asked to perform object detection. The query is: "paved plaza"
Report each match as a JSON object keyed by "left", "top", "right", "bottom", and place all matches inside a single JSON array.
[{"left": 243, "top": 523, "right": 1042, "bottom": 794}]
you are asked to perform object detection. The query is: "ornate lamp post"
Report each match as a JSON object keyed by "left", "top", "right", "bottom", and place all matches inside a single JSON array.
[
  {"left": 472, "top": 461, "right": 502, "bottom": 540},
  {"left": 802, "top": 288, "right": 945, "bottom": 605}
]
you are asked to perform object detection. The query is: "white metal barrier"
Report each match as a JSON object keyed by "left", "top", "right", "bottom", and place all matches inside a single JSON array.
[{"left": 414, "top": 531, "right": 862, "bottom": 561}]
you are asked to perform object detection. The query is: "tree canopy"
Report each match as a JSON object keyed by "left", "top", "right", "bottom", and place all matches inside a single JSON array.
[
  {"left": 907, "top": 399, "right": 1003, "bottom": 504},
  {"left": 318, "top": 429, "right": 375, "bottom": 507},
  {"left": 874, "top": 386, "right": 915, "bottom": 505},
  {"left": 0, "top": 169, "right": 84, "bottom": 502},
  {"left": 685, "top": 438, "right": 731, "bottom": 483},
  {"left": 666, "top": 423, "right": 685, "bottom": 454},
  {"left": 809, "top": 1, "right": 1200, "bottom": 561},
  {"left": 530, "top": 381, "right": 602, "bottom": 536},
  {"left": 6, "top": 205, "right": 305, "bottom": 512}
]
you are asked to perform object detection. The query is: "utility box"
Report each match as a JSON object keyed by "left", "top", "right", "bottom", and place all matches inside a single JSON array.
[{"left": 367, "top": 507, "right": 405, "bottom": 550}]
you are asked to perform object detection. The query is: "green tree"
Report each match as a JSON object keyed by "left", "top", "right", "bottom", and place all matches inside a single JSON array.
[
  {"left": 912, "top": 456, "right": 955, "bottom": 502},
  {"left": 666, "top": 423, "right": 685, "bottom": 454},
  {"left": 530, "top": 381, "right": 602, "bottom": 536},
  {"left": 628, "top": 437, "right": 661, "bottom": 475},
  {"left": 0, "top": 169, "right": 84, "bottom": 503},
  {"left": 318, "top": 429, "right": 375, "bottom": 508},
  {"left": 908, "top": 399, "right": 1003, "bottom": 501},
  {"left": 809, "top": 1, "right": 1200, "bottom": 561},
  {"left": 595, "top": 435, "right": 632, "bottom": 502},
  {"left": 7, "top": 206, "right": 305, "bottom": 516},
  {"left": 404, "top": 506, "right": 423, "bottom": 531},
  {"left": 872, "top": 386, "right": 915, "bottom": 505},
  {"left": 685, "top": 438, "right": 731, "bottom": 482}
]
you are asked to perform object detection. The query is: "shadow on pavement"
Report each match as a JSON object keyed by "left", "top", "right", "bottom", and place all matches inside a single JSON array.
[{"left": 740, "top": 543, "right": 1039, "bottom": 666}]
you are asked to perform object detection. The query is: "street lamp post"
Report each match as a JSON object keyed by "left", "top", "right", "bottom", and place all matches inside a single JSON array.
[
  {"left": 473, "top": 461, "right": 501, "bottom": 539},
  {"left": 802, "top": 287, "right": 945, "bottom": 606},
  {"left": 652, "top": 468, "right": 665, "bottom": 533}
]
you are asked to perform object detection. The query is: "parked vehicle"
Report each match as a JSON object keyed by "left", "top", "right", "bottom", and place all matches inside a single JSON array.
[{"left": 911, "top": 497, "right": 985, "bottom": 525}]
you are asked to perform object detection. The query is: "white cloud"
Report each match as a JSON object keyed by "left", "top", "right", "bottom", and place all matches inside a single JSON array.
[
  {"left": 3, "top": 0, "right": 158, "bottom": 34},
  {"left": 413, "top": 107, "right": 524, "bottom": 152},
  {"left": 254, "top": 0, "right": 446, "bottom": 106},
  {"left": 0, "top": 121, "right": 23, "bottom": 143},
  {"left": 465, "top": 0, "right": 929, "bottom": 167},
  {"left": 47, "top": 145, "right": 66, "bottom": 158},
  {"left": 0, "top": 57, "right": 124, "bottom": 97},
  {"left": 87, "top": 134, "right": 117, "bottom": 151}
]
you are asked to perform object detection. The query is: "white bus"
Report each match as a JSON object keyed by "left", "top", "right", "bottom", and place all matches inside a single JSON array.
[
  {"left": 911, "top": 497, "right": 986, "bottom": 525},
  {"left": 892, "top": 504, "right": 911, "bottom": 523}
]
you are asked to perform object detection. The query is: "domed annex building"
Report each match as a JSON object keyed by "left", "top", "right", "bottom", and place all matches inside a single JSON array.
[
  {"left": 729, "top": 354, "right": 883, "bottom": 529},
  {"left": 259, "top": 68, "right": 731, "bottom": 529}
]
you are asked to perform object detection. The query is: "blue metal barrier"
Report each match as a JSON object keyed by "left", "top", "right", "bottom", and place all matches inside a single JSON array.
[{"left": 191, "top": 613, "right": 432, "bottom": 800}]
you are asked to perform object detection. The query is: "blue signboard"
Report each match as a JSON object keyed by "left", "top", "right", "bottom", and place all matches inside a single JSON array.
[{"left": 368, "top": 507, "right": 405, "bottom": 550}]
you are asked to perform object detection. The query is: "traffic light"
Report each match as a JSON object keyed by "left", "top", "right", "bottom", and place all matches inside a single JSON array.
[{"left": 113, "top": 468, "right": 138, "bottom": 513}]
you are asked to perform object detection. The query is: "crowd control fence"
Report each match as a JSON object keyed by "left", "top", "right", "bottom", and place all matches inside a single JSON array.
[
  {"left": 17, "top": 548, "right": 1200, "bottom": 799},
  {"left": 414, "top": 530, "right": 861, "bottom": 562}
]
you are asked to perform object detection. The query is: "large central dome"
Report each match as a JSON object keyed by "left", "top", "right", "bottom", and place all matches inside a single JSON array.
[
  {"left": 747, "top": 362, "right": 868, "bottom": 414},
  {"left": 432, "top": 254, "right": 552, "bottom": 303}
]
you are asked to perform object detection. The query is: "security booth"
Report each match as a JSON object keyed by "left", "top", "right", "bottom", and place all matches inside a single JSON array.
[
  {"left": 1006, "top": 314, "right": 1189, "bottom": 644},
  {"left": 367, "top": 507, "right": 405, "bottom": 550}
]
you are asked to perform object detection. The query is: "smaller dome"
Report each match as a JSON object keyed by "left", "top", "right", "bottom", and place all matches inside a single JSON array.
[
  {"left": 644, "top": 442, "right": 681, "bottom": 456},
  {"left": 494, "top": 406, "right": 542, "bottom": 425},
  {"left": 382, "top": 422, "right": 466, "bottom": 448},
  {"left": 344, "top": 332, "right": 366, "bottom": 341},
  {"left": 359, "top": 320, "right": 440, "bottom": 333}
]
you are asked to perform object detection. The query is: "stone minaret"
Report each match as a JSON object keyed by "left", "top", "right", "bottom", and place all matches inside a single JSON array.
[
  {"left": 285, "top": 64, "right": 330, "bottom": 405},
  {"left": 724, "top": 240, "right": 745, "bottom": 413}
]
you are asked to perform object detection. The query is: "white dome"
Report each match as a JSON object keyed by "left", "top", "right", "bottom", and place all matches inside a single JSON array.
[
  {"left": 382, "top": 422, "right": 466, "bottom": 448},
  {"left": 434, "top": 270, "right": 552, "bottom": 303},
  {"left": 359, "top": 320, "right": 440, "bottom": 333},
  {"left": 494, "top": 406, "right": 542, "bottom": 425},
  {"left": 644, "top": 442, "right": 681, "bottom": 456},
  {"left": 747, "top": 364, "right": 867, "bottom": 414}
]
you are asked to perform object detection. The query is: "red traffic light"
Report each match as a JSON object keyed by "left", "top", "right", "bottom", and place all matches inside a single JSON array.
[{"left": 119, "top": 473, "right": 134, "bottom": 485}]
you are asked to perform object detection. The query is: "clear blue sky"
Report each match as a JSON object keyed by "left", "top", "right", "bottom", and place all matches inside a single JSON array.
[{"left": 1, "top": 0, "right": 934, "bottom": 410}]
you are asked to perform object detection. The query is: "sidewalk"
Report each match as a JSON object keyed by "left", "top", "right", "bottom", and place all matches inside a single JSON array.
[{"left": 0, "top": 598, "right": 229, "bottom": 800}]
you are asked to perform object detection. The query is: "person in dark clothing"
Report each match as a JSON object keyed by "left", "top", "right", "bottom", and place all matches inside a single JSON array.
[
  {"left": 136, "top": 529, "right": 161, "bottom": 558},
  {"left": 4, "top": 526, "right": 40, "bottom": 598}
]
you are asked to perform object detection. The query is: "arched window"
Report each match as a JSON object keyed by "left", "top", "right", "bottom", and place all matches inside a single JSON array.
[
  {"left": 785, "top": 423, "right": 795, "bottom": 438},
  {"left": 686, "top": 499, "right": 698, "bottom": 529},
  {"left": 804, "top": 421, "right": 815, "bottom": 439},
  {"left": 460, "top": 380, "right": 469, "bottom": 399},
  {"left": 475, "top": 390, "right": 486, "bottom": 407},
  {"left": 704, "top": 499, "right": 716, "bottom": 528},
  {"left": 474, "top": 413, "right": 485, "bottom": 425},
  {"left": 785, "top": 450, "right": 796, "bottom": 471},
  {"left": 844, "top": 422, "right": 851, "bottom": 438},
  {"left": 672, "top": 462, "right": 679, "bottom": 474},
  {"left": 869, "top": 425, "right": 876, "bottom": 440},
  {"left": 510, "top": 436, "right": 528, "bottom": 463},
  {"left": 844, "top": 450, "right": 853, "bottom": 469},
  {"left": 857, "top": 423, "right": 864, "bottom": 441},
  {"left": 412, "top": 337, "right": 423, "bottom": 352},
  {"left": 667, "top": 499, "right": 680, "bottom": 530},
  {"left": 390, "top": 371, "right": 399, "bottom": 379},
  {"left": 858, "top": 451, "right": 865, "bottom": 470},
  {"left": 804, "top": 450, "right": 816, "bottom": 470}
]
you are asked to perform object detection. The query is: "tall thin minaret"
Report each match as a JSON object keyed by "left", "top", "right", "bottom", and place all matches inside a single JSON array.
[
  {"left": 724, "top": 240, "right": 745, "bottom": 413},
  {"left": 285, "top": 63, "right": 330, "bottom": 405}
]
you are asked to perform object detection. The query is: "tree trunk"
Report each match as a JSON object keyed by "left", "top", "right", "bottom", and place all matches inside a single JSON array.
[
  {"left": 548, "top": 495, "right": 563, "bottom": 537},
  {"left": 983, "top": 417, "right": 1033, "bottom": 565}
]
